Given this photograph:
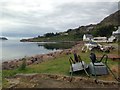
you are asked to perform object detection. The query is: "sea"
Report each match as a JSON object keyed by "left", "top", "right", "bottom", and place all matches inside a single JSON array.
[{"left": 0, "top": 37, "right": 58, "bottom": 62}]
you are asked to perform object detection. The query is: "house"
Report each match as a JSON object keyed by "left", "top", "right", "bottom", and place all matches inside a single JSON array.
[
  {"left": 86, "top": 26, "right": 94, "bottom": 31},
  {"left": 112, "top": 26, "right": 120, "bottom": 41},
  {"left": 64, "top": 33, "right": 68, "bottom": 36},
  {"left": 83, "top": 34, "right": 93, "bottom": 41},
  {"left": 107, "top": 36, "right": 116, "bottom": 42},
  {"left": 60, "top": 32, "right": 68, "bottom": 36},
  {"left": 91, "top": 37, "right": 107, "bottom": 42}
]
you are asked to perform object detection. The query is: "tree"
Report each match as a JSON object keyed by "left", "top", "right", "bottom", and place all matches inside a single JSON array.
[
  {"left": 55, "top": 32, "right": 60, "bottom": 36},
  {"left": 44, "top": 32, "right": 55, "bottom": 37},
  {"left": 38, "top": 35, "right": 41, "bottom": 38},
  {"left": 92, "top": 25, "right": 116, "bottom": 37},
  {"left": 66, "top": 29, "right": 72, "bottom": 33}
]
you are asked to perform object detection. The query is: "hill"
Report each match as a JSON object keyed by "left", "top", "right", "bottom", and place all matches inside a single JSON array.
[
  {"left": 99, "top": 10, "right": 120, "bottom": 26},
  {"left": 20, "top": 10, "right": 120, "bottom": 42}
]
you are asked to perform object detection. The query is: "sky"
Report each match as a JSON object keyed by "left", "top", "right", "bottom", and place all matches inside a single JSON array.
[{"left": 0, "top": 0, "right": 119, "bottom": 38}]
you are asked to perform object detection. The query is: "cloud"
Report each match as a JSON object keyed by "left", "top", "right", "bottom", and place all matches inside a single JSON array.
[{"left": 0, "top": 0, "right": 119, "bottom": 37}]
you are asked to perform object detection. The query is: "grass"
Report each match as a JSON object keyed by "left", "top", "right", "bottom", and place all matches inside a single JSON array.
[
  {"left": 27, "top": 54, "right": 70, "bottom": 75},
  {"left": 0, "top": 71, "right": 2, "bottom": 89},
  {"left": 29, "top": 34, "right": 82, "bottom": 42},
  {"left": 2, "top": 43, "right": 119, "bottom": 87},
  {"left": 2, "top": 51, "right": 118, "bottom": 78},
  {"left": 2, "top": 54, "right": 70, "bottom": 78}
]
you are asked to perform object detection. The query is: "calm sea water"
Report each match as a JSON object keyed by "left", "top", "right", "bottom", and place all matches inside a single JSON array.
[{"left": 0, "top": 39, "right": 58, "bottom": 61}]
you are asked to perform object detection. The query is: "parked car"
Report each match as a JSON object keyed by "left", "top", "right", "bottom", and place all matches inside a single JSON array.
[{"left": 85, "top": 42, "right": 98, "bottom": 50}]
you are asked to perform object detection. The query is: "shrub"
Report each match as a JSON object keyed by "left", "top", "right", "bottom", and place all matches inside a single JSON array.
[{"left": 19, "top": 58, "right": 26, "bottom": 70}]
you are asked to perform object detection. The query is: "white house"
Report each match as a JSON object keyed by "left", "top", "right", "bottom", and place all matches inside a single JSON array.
[
  {"left": 107, "top": 36, "right": 116, "bottom": 42},
  {"left": 112, "top": 26, "right": 120, "bottom": 41},
  {"left": 83, "top": 34, "right": 93, "bottom": 41},
  {"left": 91, "top": 37, "right": 107, "bottom": 42},
  {"left": 60, "top": 32, "right": 68, "bottom": 36},
  {"left": 86, "top": 26, "right": 94, "bottom": 31},
  {"left": 64, "top": 33, "right": 69, "bottom": 36}
]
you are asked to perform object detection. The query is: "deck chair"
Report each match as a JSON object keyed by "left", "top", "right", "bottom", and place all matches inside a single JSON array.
[
  {"left": 69, "top": 54, "right": 89, "bottom": 81},
  {"left": 89, "top": 53, "right": 120, "bottom": 82}
]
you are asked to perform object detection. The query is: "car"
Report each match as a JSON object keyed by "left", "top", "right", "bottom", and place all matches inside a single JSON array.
[{"left": 85, "top": 42, "right": 98, "bottom": 50}]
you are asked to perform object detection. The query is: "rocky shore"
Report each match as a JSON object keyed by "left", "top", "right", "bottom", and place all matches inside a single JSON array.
[
  {"left": 2, "top": 41, "right": 120, "bottom": 88},
  {"left": 2, "top": 41, "right": 84, "bottom": 70}
]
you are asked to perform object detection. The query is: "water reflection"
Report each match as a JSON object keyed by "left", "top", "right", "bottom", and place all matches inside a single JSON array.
[
  {"left": 1, "top": 40, "right": 57, "bottom": 61},
  {"left": 1, "top": 40, "right": 75, "bottom": 61},
  {"left": 37, "top": 42, "right": 76, "bottom": 50}
]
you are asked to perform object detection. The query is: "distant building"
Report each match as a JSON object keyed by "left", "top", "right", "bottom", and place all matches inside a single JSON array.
[
  {"left": 86, "top": 26, "right": 94, "bottom": 31},
  {"left": 60, "top": 33, "right": 68, "bottom": 36},
  {"left": 112, "top": 26, "right": 120, "bottom": 41},
  {"left": 64, "top": 33, "right": 68, "bottom": 36},
  {"left": 108, "top": 36, "right": 116, "bottom": 42},
  {"left": 83, "top": 34, "right": 93, "bottom": 41},
  {"left": 92, "top": 37, "right": 107, "bottom": 42}
]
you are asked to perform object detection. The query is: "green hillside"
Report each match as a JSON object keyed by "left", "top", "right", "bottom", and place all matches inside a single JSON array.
[{"left": 20, "top": 10, "right": 120, "bottom": 42}]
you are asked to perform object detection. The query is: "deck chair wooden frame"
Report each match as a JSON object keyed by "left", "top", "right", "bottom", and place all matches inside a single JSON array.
[
  {"left": 89, "top": 53, "right": 120, "bottom": 83},
  {"left": 69, "top": 54, "right": 90, "bottom": 81}
]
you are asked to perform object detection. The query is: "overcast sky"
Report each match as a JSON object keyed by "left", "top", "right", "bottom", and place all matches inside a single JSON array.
[{"left": 0, "top": 0, "right": 119, "bottom": 37}]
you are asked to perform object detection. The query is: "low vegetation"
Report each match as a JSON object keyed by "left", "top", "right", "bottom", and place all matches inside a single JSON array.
[
  {"left": 18, "top": 58, "right": 27, "bottom": 71},
  {"left": 42, "top": 42, "right": 76, "bottom": 50},
  {"left": 21, "top": 24, "right": 118, "bottom": 42},
  {"left": 2, "top": 47, "right": 119, "bottom": 87},
  {"left": 91, "top": 25, "right": 117, "bottom": 37},
  {"left": 3, "top": 10, "right": 120, "bottom": 87}
]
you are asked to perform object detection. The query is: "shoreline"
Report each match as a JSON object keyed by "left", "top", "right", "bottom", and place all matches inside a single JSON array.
[
  {"left": 1, "top": 40, "right": 78, "bottom": 62},
  {"left": 20, "top": 38, "right": 78, "bottom": 43},
  {"left": 1, "top": 49, "right": 61, "bottom": 62},
  {"left": 2, "top": 41, "right": 84, "bottom": 70}
]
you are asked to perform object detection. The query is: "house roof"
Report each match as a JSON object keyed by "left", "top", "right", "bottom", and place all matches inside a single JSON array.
[{"left": 84, "top": 34, "right": 93, "bottom": 38}]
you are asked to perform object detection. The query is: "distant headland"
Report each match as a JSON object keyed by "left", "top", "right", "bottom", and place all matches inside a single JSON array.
[
  {"left": 20, "top": 10, "right": 120, "bottom": 42},
  {"left": 0, "top": 37, "right": 8, "bottom": 40}
]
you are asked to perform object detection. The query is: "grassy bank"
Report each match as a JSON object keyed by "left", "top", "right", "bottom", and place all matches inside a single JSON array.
[
  {"left": 21, "top": 34, "right": 82, "bottom": 42},
  {"left": 3, "top": 51, "right": 118, "bottom": 78},
  {"left": 2, "top": 43, "right": 119, "bottom": 87},
  {"left": 39, "top": 42, "right": 77, "bottom": 50}
]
